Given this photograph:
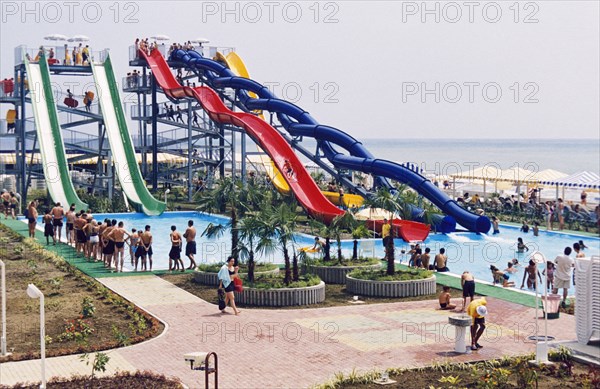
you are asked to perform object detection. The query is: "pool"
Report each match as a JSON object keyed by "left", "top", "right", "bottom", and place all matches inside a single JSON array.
[{"left": 34, "top": 212, "right": 599, "bottom": 296}]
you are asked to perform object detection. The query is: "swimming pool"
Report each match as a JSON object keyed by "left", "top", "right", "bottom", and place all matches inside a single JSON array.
[{"left": 40, "top": 212, "right": 598, "bottom": 296}]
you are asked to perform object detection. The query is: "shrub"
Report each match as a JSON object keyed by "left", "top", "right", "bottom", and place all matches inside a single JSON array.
[{"left": 81, "top": 297, "right": 96, "bottom": 318}]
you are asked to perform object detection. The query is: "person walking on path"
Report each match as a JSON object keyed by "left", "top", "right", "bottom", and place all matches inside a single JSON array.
[
  {"left": 218, "top": 256, "right": 241, "bottom": 315},
  {"left": 183, "top": 220, "right": 197, "bottom": 270},
  {"left": 460, "top": 271, "right": 475, "bottom": 311},
  {"left": 467, "top": 297, "right": 487, "bottom": 351},
  {"left": 553, "top": 247, "right": 574, "bottom": 308}
]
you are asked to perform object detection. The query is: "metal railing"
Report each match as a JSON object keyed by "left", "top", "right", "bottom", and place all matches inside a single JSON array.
[{"left": 14, "top": 45, "right": 108, "bottom": 66}]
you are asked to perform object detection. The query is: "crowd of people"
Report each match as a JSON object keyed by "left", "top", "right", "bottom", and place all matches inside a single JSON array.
[
  {"left": 25, "top": 201, "right": 198, "bottom": 273},
  {"left": 1, "top": 190, "right": 20, "bottom": 220}
]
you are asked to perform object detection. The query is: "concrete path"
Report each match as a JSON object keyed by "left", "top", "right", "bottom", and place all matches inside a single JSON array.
[{"left": 0, "top": 274, "right": 578, "bottom": 388}]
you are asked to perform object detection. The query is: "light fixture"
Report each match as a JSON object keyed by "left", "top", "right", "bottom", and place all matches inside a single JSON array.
[
  {"left": 1, "top": 260, "right": 9, "bottom": 356},
  {"left": 27, "top": 283, "right": 45, "bottom": 389}
]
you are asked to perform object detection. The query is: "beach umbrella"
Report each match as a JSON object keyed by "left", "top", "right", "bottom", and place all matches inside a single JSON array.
[
  {"left": 44, "top": 34, "right": 68, "bottom": 41},
  {"left": 151, "top": 34, "right": 170, "bottom": 41},
  {"left": 68, "top": 35, "right": 90, "bottom": 42},
  {"left": 191, "top": 38, "right": 210, "bottom": 44}
]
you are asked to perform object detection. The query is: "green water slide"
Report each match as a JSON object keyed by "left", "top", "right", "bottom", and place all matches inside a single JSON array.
[
  {"left": 91, "top": 54, "right": 165, "bottom": 215},
  {"left": 24, "top": 54, "right": 88, "bottom": 211}
]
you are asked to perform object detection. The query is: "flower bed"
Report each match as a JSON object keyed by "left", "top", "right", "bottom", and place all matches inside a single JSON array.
[
  {"left": 193, "top": 263, "right": 279, "bottom": 286},
  {"left": 307, "top": 260, "right": 381, "bottom": 284},
  {"left": 346, "top": 269, "right": 436, "bottom": 297},
  {"left": 234, "top": 281, "right": 326, "bottom": 307}
]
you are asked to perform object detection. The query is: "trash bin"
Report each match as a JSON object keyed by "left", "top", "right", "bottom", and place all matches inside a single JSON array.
[{"left": 541, "top": 294, "right": 561, "bottom": 319}]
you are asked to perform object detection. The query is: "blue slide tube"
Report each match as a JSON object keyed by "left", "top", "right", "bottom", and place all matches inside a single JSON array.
[{"left": 171, "top": 49, "right": 490, "bottom": 233}]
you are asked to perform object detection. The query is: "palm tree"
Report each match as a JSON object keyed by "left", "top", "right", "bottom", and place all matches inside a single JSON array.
[
  {"left": 364, "top": 187, "right": 405, "bottom": 275},
  {"left": 308, "top": 219, "right": 332, "bottom": 262},
  {"left": 329, "top": 212, "right": 357, "bottom": 264},
  {"left": 264, "top": 202, "right": 300, "bottom": 285},
  {"left": 236, "top": 215, "right": 267, "bottom": 283},
  {"left": 351, "top": 224, "right": 371, "bottom": 260}
]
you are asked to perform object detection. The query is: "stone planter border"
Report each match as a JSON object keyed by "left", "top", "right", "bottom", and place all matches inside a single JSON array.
[
  {"left": 346, "top": 274, "right": 436, "bottom": 297},
  {"left": 234, "top": 281, "right": 326, "bottom": 307},
  {"left": 193, "top": 268, "right": 279, "bottom": 286},
  {"left": 307, "top": 263, "right": 381, "bottom": 284}
]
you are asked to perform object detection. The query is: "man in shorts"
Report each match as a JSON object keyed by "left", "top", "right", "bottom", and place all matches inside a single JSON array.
[
  {"left": 1, "top": 190, "right": 11, "bottom": 219},
  {"left": 467, "top": 298, "right": 487, "bottom": 351},
  {"left": 65, "top": 204, "right": 76, "bottom": 245},
  {"left": 460, "top": 271, "right": 475, "bottom": 311},
  {"left": 107, "top": 221, "right": 130, "bottom": 272},
  {"left": 73, "top": 213, "right": 88, "bottom": 254},
  {"left": 183, "top": 220, "right": 197, "bottom": 270},
  {"left": 51, "top": 202, "right": 65, "bottom": 244},
  {"left": 553, "top": 247, "right": 574, "bottom": 308},
  {"left": 140, "top": 225, "right": 153, "bottom": 271},
  {"left": 169, "top": 225, "right": 184, "bottom": 271}
]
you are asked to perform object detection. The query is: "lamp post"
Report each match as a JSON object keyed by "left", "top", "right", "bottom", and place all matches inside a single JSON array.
[
  {"left": 530, "top": 251, "right": 549, "bottom": 364},
  {"left": 27, "top": 283, "right": 45, "bottom": 389},
  {"left": 165, "top": 188, "right": 170, "bottom": 210},
  {"left": 1, "top": 259, "right": 10, "bottom": 356}
]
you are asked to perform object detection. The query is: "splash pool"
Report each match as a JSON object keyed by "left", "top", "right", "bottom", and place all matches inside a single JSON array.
[{"left": 51, "top": 212, "right": 598, "bottom": 295}]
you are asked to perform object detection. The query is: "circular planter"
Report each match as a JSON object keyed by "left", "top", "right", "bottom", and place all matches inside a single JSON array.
[
  {"left": 234, "top": 281, "right": 325, "bottom": 307},
  {"left": 193, "top": 268, "right": 279, "bottom": 286},
  {"left": 346, "top": 274, "right": 436, "bottom": 298},
  {"left": 307, "top": 263, "right": 381, "bottom": 284}
]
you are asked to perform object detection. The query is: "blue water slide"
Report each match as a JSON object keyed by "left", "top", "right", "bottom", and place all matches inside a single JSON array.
[{"left": 171, "top": 49, "right": 490, "bottom": 233}]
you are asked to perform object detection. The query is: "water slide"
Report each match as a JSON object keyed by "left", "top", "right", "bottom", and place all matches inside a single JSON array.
[
  {"left": 90, "top": 55, "right": 166, "bottom": 216},
  {"left": 224, "top": 52, "right": 364, "bottom": 209},
  {"left": 140, "top": 49, "right": 344, "bottom": 224},
  {"left": 24, "top": 55, "right": 88, "bottom": 211},
  {"left": 170, "top": 49, "right": 491, "bottom": 233}
]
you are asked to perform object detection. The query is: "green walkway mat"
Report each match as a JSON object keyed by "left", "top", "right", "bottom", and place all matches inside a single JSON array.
[{"left": 0, "top": 218, "right": 194, "bottom": 279}]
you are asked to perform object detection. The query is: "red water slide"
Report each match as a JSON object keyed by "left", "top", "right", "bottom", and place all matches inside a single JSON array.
[
  {"left": 367, "top": 219, "right": 430, "bottom": 242},
  {"left": 140, "top": 49, "right": 344, "bottom": 224}
]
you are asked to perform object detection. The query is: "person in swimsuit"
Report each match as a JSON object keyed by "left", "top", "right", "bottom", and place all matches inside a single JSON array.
[
  {"left": 183, "top": 220, "right": 197, "bottom": 270},
  {"left": 86, "top": 220, "right": 100, "bottom": 261},
  {"left": 9, "top": 193, "right": 18, "bottom": 219},
  {"left": 129, "top": 228, "right": 139, "bottom": 267},
  {"left": 169, "top": 225, "right": 184, "bottom": 272},
  {"left": 492, "top": 216, "right": 500, "bottom": 234},
  {"left": 516, "top": 237, "right": 529, "bottom": 253},
  {"left": 438, "top": 286, "right": 456, "bottom": 310},
  {"left": 73, "top": 213, "right": 88, "bottom": 255},
  {"left": 1, "top": 190, "right": 11, "bottom": 219},
  {"left": 43, "top": 209, "right": 54, "bottom": 245},
  {"left": 217, "top": 256, "right": 241, "bottom": 315},
  {"left": 65, "top": 205, "right": 76, "bottom": 245},
  {"left": 108, "top": 221, "right": 130, "bottom": 272},
  {"left": 543, "top": 261, "right": 555, "bottom": 291},
  {"left": 460, "top": 271, "right": 475, "bottom": 311},
  {"left": 490, "top": 265, "right": 515, "bottom": 287},
  {"left": 521, "top": 259, "right": 542, "bottom": 290},
  {"left": 434, "top": 248, "right": 449, "bottom": 272},
  {"left": 557, "top": 198, "right": 565, "bottom": 230},
  {"left": 27, "top": 201, "right": 38, "bottom": 238},
  {"left": 139, "top": 225, "right": 153, "bottom": 271},
  {"left": 102, "top": 219, "right": 117, "bottom": 269},
  {"left": 51, "top": 202, "right": 65, "bottom": 244}
]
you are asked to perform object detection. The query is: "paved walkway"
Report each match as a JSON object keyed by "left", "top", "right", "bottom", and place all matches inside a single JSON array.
[{"left": 0, "top": 274, "right": 577, "bottom": 388}]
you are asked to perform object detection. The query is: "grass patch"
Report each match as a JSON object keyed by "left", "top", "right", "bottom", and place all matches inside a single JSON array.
[
  {"left": 310, "top": 257, "right": 381, "bottom": 267},
  {"left": 7, "top": 370, "right": 183, "bottom": 388},
  {"left": 349, "top": 268, "right": 433, "bottom": 281},
  {"left": 247, "top": 273, "right": 322, "bottom": 289}
]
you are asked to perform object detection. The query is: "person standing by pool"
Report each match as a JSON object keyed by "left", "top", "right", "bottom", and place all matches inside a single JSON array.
[
  {"left": 129, "top": 228, "right": 139, "bottom": 267},
  {"left": 1, "top": 190, "right": 11, "bottom": 219},
  {"left": 102, "top": 219, "right": 117, "bottom": 269},
  {"left": 9, "top": 192, "right": 18, "bottom": 219},
  {"left": 86, "top": 220, "right": 100, "bottom": 262},
  {"left": 553, "top": 247, "right": 574, "bottom": 308},
  {"left": 43, "top": 209, "right": 54, "bottom": 245},
  {"left": 27, "top": 201, "right": 38, "bottom": 238},
  {"left": 218, "top": 256, "right": 241, "bottom": 315},
  {"left": 557, "top": 198, "right": 565, "bottom": 230},
  {"left": 65, "top": 205, "right": 76, "bottom": 245},
  {"left": 51, "top": 202, "right": 65, "bottom": 244},
  {"left": 140, "top": 225, "right": 154, "bottom": 271},
  {"left": 460, "top": 271, "right": 475, "bottom": 311},
  {"left": 520, "top": 259, "right": 542, "bottom": 290},
  {"left": 572, "top": 242, "right": 586, "bottom": 286},
  {"left": 545, "top": 201, "right": 554, "bottom": 230},
  {"left": 543, "top": 261, "right": 555, "bottom": 291},
  {"left": 492, "top": 216, "right": 499, "bottom": 234},
  {"left": 169, "top": 225, "right": 184, "bottom": 272},
  {"left": 467, "top": 298, "right": 487, "bottom": 351},
  {"left": 73, "top": 213, "right": 87, "bottom": 255},
  {"left": 435, "top": 248, "right": 449, "bottom": 272},
  {"left": 421, "top": 247, "right": 432, "bottom": 270},
  {"left": 183, "top": 220, "right": 197, "bottom": 270},
  {"left": 381, "top": 218, "right": 391, "bottom": 254},
  {"left": 108, "top": 221, "right": 130, "bottom": 272}
]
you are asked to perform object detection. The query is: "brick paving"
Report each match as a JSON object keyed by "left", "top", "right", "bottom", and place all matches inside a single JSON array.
[{"left": 0, "top": 275, "right": 578, "bottom": 388}]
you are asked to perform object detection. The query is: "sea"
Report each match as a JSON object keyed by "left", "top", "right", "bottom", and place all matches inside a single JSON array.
[{"left": 331, "top": 138, "right": 600, "bottom": 177}]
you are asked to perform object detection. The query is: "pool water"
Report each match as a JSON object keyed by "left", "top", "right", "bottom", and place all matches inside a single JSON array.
[{"left": 48, "top": 212, "right": 599, "bottom": 296}]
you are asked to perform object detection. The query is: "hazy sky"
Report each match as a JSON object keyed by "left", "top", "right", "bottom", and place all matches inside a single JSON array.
[{"left": 1, "top": 0, "right": 598, "bottom": 139}]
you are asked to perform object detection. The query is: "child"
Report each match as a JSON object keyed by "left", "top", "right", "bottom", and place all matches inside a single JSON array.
[
  {"left": 542, "top": 261, "right": 555, "bottom": 291},
  {"left": 504, "top": 262, "right": 518, "bottom": 274},
  {"left": 532, "top": 222, "right": 540, "bottom": 237},
  {"left": 438, "top": 286, "right": 456, "bottom": 310}
]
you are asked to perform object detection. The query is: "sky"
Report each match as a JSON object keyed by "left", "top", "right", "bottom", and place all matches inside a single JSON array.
[{"left": 1, "top": 0, "right": 599, "bottom": 140}]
